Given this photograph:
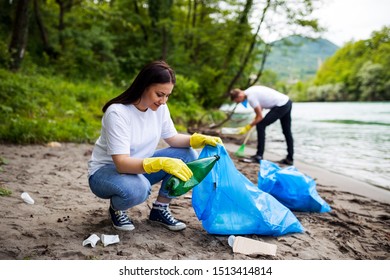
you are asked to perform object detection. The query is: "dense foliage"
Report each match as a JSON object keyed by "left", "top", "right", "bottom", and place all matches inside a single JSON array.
[
  {"left": 0, "top": 0, "right": 322, "bottom": 143},
  {"left": 293, "top": 27, "right": 390, "bottom": 101}
]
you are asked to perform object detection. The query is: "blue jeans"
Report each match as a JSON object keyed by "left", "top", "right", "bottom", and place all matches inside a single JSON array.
[{"left": 88, "top": 147, "right": 198, "bottom": 211}]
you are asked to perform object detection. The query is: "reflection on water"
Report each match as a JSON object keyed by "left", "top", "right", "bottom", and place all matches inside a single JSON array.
[{"left": 265, "top": 102, "right": 390, "bottom": 190}]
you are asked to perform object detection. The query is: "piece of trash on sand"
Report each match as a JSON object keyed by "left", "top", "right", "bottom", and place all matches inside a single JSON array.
[
  {"left": 21, "top": 192, "right": 35, "bottom": 205},
  {"left": 221, "top": 127, "right": 241, "bottom": 135},
  {"left": 46, "top": 141, "right": 62, "bottom": 148},
  {"left": 82, "top": 234, "right": 100, "bottom": 248},
  {"left": 101, "top": 234, "right": 120, "bottom": 247},
  {"left": 228, "top": 235, "right": 277, "bottom": 256}
]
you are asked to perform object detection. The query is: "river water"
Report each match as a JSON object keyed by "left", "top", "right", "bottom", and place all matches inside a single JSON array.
[
  {"left": 221, "top": 102, "right": 390, "bottom": 190},
  {"left": 264, "top": 102, "right": 390, "bottom": 190}
]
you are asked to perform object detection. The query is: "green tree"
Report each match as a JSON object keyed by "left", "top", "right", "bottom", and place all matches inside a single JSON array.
[
  {"left": 311, "top": 26, "right": 390, "bottom": 101},
  {"left": 357, "top": 61, "right": 387, "bottom": 101}
]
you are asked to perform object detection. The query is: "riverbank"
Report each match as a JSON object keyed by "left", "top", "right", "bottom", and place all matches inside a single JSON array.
[{"left": 0, "top": 142, "right": 389, "bottom": 260}]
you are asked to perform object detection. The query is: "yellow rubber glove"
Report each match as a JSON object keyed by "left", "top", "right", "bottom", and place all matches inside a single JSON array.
[
  {"left": 190, "top": 133, "right": 223, "bottom": 149},
  {"left": 143, "top": 157, "right": 193, "bottom": 181},
  {"left": 239, "top": 124, "right": 252, "bottom": 134}
]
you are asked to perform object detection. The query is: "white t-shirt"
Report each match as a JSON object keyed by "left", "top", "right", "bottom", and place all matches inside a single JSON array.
[
  {"left": 88, "top": 103, "right": 177, "bottom": 177},
  {"left": 246, "top": 86, "right": 289, "bottom": 109}
]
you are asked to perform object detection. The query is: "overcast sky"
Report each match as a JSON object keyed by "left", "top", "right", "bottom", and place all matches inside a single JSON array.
[{"left": 312, "top": 0, "right": 390, "bottom": 46}]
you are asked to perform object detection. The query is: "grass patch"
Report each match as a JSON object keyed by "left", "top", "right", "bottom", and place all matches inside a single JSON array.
[
  {"left": 0, "top": 156, "right": 8, "bottom": 165},
  {"left": 0, "top": 156, "right": 8, "bottom": 172},
  {"left": 0, "top": 69, "right": 210, "bottom": 144},
  {"left": 0, "top": 186, "right": 12, "bottom": 196}
]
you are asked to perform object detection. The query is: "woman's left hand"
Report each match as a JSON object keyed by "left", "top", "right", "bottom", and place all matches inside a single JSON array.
[{"left": 190, "top": 133, "right": 223, "bottom": 149}]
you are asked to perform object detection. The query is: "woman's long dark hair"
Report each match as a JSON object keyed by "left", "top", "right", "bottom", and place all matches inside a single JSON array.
[{"left": 102, "top": 60, "right": 176, "bottom": 112}]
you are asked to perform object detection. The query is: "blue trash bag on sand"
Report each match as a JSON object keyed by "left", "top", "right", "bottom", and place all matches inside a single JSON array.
[
  {"left": 258, "top": 160, "right": 331, "bottom": 213},
  {"left": 192, "top": 145, "right": 304, "bottom": 236}
]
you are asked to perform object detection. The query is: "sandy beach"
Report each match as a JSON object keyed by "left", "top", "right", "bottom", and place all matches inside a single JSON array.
[{"left": 0, "top": 140, "right": 389, "bottom": 260}]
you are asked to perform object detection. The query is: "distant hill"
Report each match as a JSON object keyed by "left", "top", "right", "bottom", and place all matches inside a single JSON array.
[{"left": 263, "top": 35, "right": 339, "bottom": 82}]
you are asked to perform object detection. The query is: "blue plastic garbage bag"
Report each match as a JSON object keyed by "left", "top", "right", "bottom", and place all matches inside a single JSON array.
[
  {"left": 258, "top": 160, "right": 331, "bottom": 213},
  {"left": 192, "top": 144, "right": 304, "bottom": 236}
]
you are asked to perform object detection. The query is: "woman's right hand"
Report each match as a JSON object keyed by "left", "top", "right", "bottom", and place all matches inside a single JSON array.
[{"left": 143, "top": 157, "right": 193, "bottom": 181}]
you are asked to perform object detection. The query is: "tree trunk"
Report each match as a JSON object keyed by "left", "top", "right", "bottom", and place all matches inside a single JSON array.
[
  {"left": 133, "top": 0, "right": 148, "bottom": 42},
  {"left": 161, "top": 26, "right": 168, "bottom": 60},
  {"left": 225, "top": 0, "right": 271, "bottom": 94},
  {"left": 148, "top": 0, "right": 173, "bottom": 60},
  {"left": 33, "top": 0, "right": 57, "bottom": 58},
  {"left": 246, "top": 43, "right": 271, "bottom": 87},
  {"left": 56, "top": 0, "right": 73, "bottom": 50},
  {"left": 184, "top": 0, "right": 195, "bottom": 50},
  {"left": 222, "top": 0, "right": 253, "bottom": 69},
  {"left": 191, "top": 0, "right": 206, "bottom": 63},
  {"left": 208, "top": 0, "right": 253, "bottom": 93},
  {"left": 56, "top": 0, "right": 66, "bottom": 49},
  {"left": 9, "top": 0, "right": 31, "bottom": 71}
]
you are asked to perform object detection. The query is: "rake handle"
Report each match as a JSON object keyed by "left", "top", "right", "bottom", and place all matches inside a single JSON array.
[{"left": 242, "top": 126, "right": 255, "bottom": 145}]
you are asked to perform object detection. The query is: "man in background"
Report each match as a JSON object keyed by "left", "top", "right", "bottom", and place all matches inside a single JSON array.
[{"left": 230, "top": 85, "right": 294, "bottom": 165}]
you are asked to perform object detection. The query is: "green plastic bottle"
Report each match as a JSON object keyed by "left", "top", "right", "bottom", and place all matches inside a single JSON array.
[{"left": 166, "top": 155, "right": 220, "bottom": 196}]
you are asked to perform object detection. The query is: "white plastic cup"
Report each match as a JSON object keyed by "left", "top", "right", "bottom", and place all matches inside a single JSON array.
[
  {"left": 221, "top": 127, "right": 241, "bottom": 135},
  {"left": 82, "top": 234, "right": 100, "bottom": 248},
  {"left": 101, "top": 234, "right": 120, "bottom": 247},
  {"left": 228, "top": 235, "right": 235, "bottom": 247},
  {"left": 21, "top": 192, "right": 34, "bottom": 205}
]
